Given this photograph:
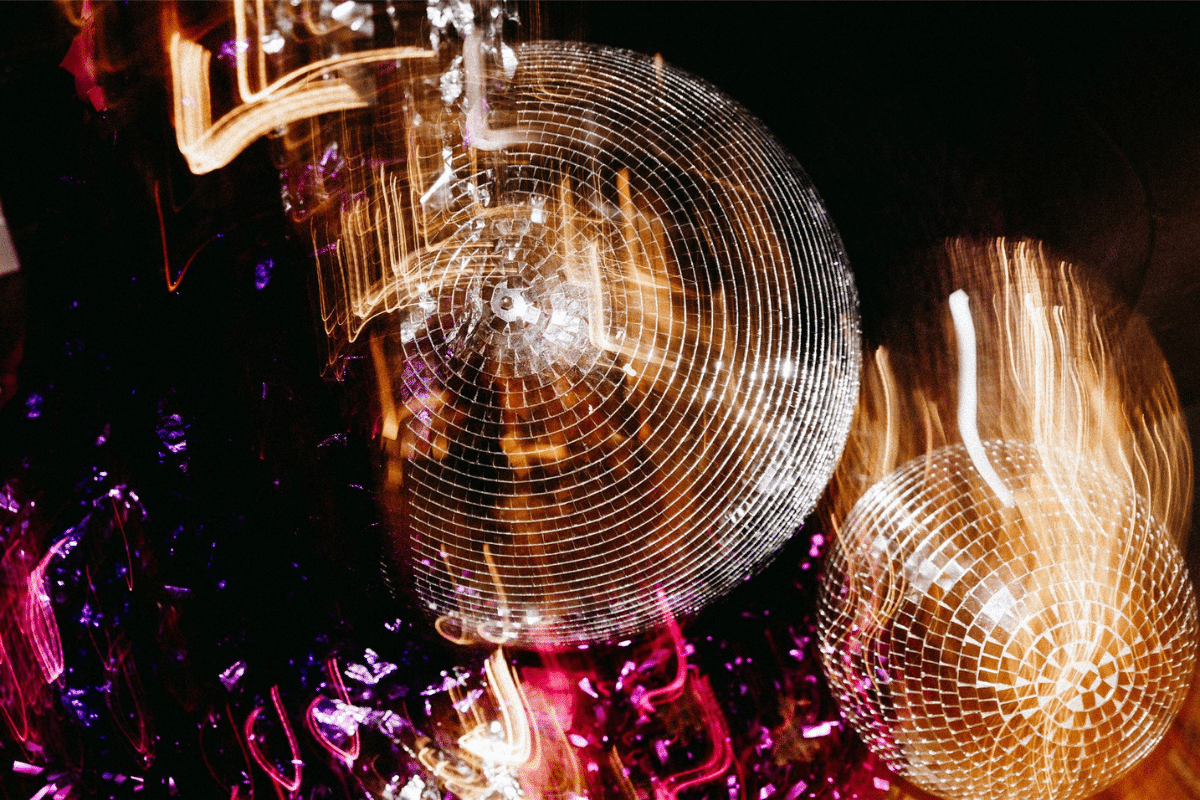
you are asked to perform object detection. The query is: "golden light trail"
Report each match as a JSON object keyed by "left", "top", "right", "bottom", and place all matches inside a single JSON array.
[
  {"left": 172, "top": 19, "right": 862, "bottom": 648},
  {"left": 949, "top": 288, "right": 1015, "bottom": 507},
  {"left": 412, "top": 648, "right": 586, "bottom": 800},
  {"left": 818, "top": 238, "right": 1197, "bottom": 800},
  {"left": 824, "top": 238, "right": 1192, "bottom": 545},
  {"left": 167, "top": 0, "right": 435, "bottom": 175}
]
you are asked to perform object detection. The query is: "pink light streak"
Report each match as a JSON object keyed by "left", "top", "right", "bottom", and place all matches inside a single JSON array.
[
  {"left": 244, "top": 685, "right": 303, "bottom": 795},
  {"left": 0, "top": 634, "right": 29, "bottom": 741},
  {"left": 198, "top": 704, "right": 257, "bottom": 799},
  {"left": 637, "top": 590, "right": 688, "bottom": 716},
  {"left": 22, "top": 539, "right": 69, "bottom": 685},
  {"left": 304, "top": 658, "right": 360, "bottom": 764},
  {"left": 654, "top": 673, "right": 735, "bottom": 800}
]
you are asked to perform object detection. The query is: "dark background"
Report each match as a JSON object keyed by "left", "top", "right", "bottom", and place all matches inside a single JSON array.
[
  {"left": 581, "top": 3, "right": 1200, "bottom": 565},
  {"left": 579, "top": 3, "right": 1200, "bottom": 370},
  {"left": 1, "top": 2, "right": 1199, "bottom": 797},
  {"left": 4, "top": 3, "right": 1199, "bottom": 543}
]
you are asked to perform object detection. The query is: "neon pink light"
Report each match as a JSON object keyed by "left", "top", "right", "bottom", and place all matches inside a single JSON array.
[
  {"left": 244, "top": 685, "right": 303, "bottom": 794},
  {"left": 24, "top": 540, "right": 68, "bottom": 684},
  {"left": 637, "top": 590, "right": 688, "bottom": 716},
  {"left": 304, "top": 658, "right": 360, "bottom": 763},
  {"left": 655, "top": 672, "right": 734, "bottom": 800},
  {"left": 0, "top": 633, "right": 29, "bottom": 741},
  {"left": 199, "top": 703, "right": 257, "bottom": 799}
]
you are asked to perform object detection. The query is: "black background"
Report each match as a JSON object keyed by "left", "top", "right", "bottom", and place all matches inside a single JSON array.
[{"left": 582, "top": 3, "right": 1200, "bottom": 568}]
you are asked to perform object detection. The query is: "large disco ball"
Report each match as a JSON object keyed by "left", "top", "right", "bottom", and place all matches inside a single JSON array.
[
  {"left": 817, "top": 440, "right": 1197, "bottom": 800},
  {"left": 375, "top": 42, "right": 861, "bottom": 646}
]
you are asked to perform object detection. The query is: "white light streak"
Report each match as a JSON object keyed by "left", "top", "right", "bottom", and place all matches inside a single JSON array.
[{"left": 948, "top": 289, "right": 1014, "bottom": 507}]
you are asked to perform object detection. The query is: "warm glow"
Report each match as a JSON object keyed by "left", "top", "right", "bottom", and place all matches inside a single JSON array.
[
  {"left": 167, "top": 0, "right": 434, "bottom": 175},
  {"left": 818, "top": 239, "right": 1197, "bottom": 800}
]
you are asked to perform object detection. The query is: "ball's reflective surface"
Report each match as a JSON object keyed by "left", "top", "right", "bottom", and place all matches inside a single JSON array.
[
  {"left": 818, "top": 441, "right": 1197, "bottom": 800},
  {"left": 374, "top": 43, "right": 860, "bottom": 647}
]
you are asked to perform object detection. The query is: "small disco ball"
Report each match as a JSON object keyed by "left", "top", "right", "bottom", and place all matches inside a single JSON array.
[
  {"left": 376, "top": 42, "right": 861, "bottom": 647},
  {"left": 817, "top": 440, "right": 1198, "bottom": 800}
]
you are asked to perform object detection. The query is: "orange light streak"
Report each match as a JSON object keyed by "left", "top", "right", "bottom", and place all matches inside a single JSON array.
[
  {"left": 153, "top": 181, "right": 192, "bottom": 293},
  {"left": 461, "top": 30, "right": 532, "bottom": 151},
  {"left": 153, "top": 179, "right": 280, "bottom": 292}
]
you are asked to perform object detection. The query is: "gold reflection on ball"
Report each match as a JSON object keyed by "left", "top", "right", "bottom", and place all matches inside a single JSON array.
[
  {"left": 818, "top": 440, "right": 1197, "bottom": 800},
  {"left": 369, "top": 42, "right": 860, "bottom": 646}
]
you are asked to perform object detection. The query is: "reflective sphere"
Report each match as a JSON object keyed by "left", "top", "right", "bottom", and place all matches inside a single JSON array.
[
  {"left": 375, "top": 42, "right": 861, "bottom": 646},
  {"left": 818, "top": 440, "right": 1197, "bottom": 800}
]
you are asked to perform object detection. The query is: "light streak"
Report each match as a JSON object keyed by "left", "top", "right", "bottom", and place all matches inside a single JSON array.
[
  {"left": 653, "top": 672, "right": 735, "bottom": 800},
  {"left": 244, "top": 685, "right": 303, "bottom": 795},
  {"left": 457, "top": 651, "right": 531, "bottom": 768},
  {"left": 819, "top": 238, "right": 1197, "bottom": 800},
  {"left": 411, "top": 648, "right": 598, "bottom": 800},
  {"left": 153, "top": 179, "right": 285, "bottom": 293},
  {"left": 153, "top": 180, "right": 198, "bottom": 294},
  {"left": 0, "top": 635, "right": 28, "bottom": 742},
  {"left": 167, "top": 0, "right": 435, "bottom": 175},
  {"left": 199, "top": 704, "right": 257, "bottom": 799},
  {"left": 304, "top": 658, "right": 360, "bottom": 764},
  {"left": 100, "top": 634, "right": 155, "bottom": 767},
  {"left": 462, "top": 30, "right": 532, "bottom": 151},
  {"left": 110, "top": 496, "right": 134, "bottom": 591},
  {"left": 635, "top": 591, "right": 688, "bottom": 717},
  {"left": 414, "top": 651, "right": 533, "bottom": 800},
  {"left": 368, "top": 333, "right": 399, "bottom": 442},
  {"left": 511, "top": 662, "right": 587, "bottom": 799},
  {"left": 948, "top": 289, "right": 1014, "bottom": 507},
  {"left": 23, "top": 539, "right": 69, "bottom": 685}
]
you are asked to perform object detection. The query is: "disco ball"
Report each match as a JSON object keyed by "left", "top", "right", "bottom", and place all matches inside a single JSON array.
[
  {"left": 375, "top": 42, "right": 860, "bottom": 646},
  {"left": 817, "top": 440, "right": 1198, "bottom": 800}
]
